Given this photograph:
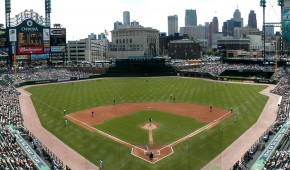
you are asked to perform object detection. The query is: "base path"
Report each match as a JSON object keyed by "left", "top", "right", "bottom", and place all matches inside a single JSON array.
[
  {"left": 69, "top": 102, "right": 229, "bottom": 125},
  {"left": 18, "top": 87, "right": 99, "bottom": 170},
  {"left": 202, "top": 84, "right": 280, "bottom": 170},
  {"left": 68, "top": 102, "right": 231, "bottom": 163}
]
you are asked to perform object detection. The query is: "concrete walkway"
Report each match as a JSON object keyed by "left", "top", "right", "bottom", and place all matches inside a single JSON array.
[
  {"left": 18, "top": 87, "right": 99, "bottom": 170},
  {"left": 202, "top": 85, "right": 280, "bottom": 170}
]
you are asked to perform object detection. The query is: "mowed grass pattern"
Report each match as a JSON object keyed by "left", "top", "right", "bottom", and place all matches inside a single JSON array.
[
  {"left": 26, "top": 77, "right": 269, "bottom": 170},
  {"left": 95, "top": 110, "right": 206, "bottom": 145}
]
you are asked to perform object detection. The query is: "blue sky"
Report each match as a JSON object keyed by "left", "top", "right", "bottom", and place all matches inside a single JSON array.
[{"left": 0, "top": 0, "right": 282, "bottom": 40}]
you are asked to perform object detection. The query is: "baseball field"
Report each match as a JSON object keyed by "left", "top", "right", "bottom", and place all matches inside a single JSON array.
[{"left": 26, "top": 77, "right": 269, "bottom": 169}]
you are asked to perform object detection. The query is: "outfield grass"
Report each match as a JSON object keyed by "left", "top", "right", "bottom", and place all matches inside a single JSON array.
[
  {"left": 95, "top": 110, "right": 206, "bottom": 145},
  {"left": 26, "top": 77, "right": 269, "bottom": 169}
]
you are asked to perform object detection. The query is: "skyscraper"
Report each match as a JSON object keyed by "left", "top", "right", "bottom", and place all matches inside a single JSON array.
[
  {"left": 233, "top": 7, "right": 243, "bottom": 27},
  {"left": 185, "top": 9, "right": 197, "bottom": 26},
  {"left": 208, "top": 17, "right": 219, "bottom": 47},
  {"left": 123, "top": 11, "right": 130, "bottom": 25},
  {"left": 248, "top": 10, "right": 257, "bottom": 29},
  {"left": 168, "top": 15, "right": 178, "bottom": 36},
  {"left": 265, "top": 25, "right": 274, "bottom": 37},
  {"left": 222, "top": 19, "right": 241, "bottom": 37},
  {"left": 114, "top": 21, "right": 123, "bottom": 30},
  {"left": 211, "top": 17, "right": 219, "bottom": 34}
]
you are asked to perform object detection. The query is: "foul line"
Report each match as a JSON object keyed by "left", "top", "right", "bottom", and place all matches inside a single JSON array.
[
  {"left": 67, "top": 111, "right": 229, "bottom": 164},
  {"left": 67, "top": 115, "right": 140, "bottom": 149}
]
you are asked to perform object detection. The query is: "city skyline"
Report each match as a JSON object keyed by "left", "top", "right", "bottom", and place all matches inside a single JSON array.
[{"left": 0, "top": 0, "right": 282, "bottom": 40}]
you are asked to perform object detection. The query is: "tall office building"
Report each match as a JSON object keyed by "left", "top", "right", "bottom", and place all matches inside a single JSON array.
[
  {"left": 123, "top": 11, "right": 130, "bottom": 25},
  {"left": 248, "top": 10, "right": 257, "bottom": 29},
  {"left": 168, "top": 15, "right": 178, "bottom": 36},
  {"left": 233, "top": 8, "right": 244, "bottom": 27},
  {"left": 211, "top": 17, "right": 219, "bottom": 34},
  {"left": 222, "top": 19, "right": 241, "bottom": 37},
  {"left": 114, "top": 21, "right": 123, "bottom": 30},
  {"left": 185, "top": 9, "right": 197, "bottom": 26},
  {"left": 208, "top": 17, "right": 219, "bottom": 48},
  {"left": 265, "top": 25, "right": 275, "bottom": 37},
  {"left": 88, "top": 33, "right": 97, "bottom": 39}
]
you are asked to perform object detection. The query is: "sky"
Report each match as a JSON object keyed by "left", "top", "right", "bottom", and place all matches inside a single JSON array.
[{"left": 0, "top": 0, "right": 283, "bottom": 41}]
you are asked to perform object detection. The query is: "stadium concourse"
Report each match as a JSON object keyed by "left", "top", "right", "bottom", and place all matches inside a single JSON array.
[{"left": 0, "top": 63, "right": 289, "bottom": 169}]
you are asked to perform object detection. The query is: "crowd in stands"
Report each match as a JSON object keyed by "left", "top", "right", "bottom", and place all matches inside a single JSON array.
[
  {"left": 178, "top": 63, "right": 275, "bottom": 76},
  {"left": 8, "top": 66, "right": 95, "bottom": 84},
  {"left": 232, "top": 66, "right": 290, "bottom": 170},
  {"left": 0, "top": 74, "right": 70, "bottom": 170}
]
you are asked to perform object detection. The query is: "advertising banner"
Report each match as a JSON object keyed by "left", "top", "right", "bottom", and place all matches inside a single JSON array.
[
  {"left": 43, "top": 29, "right": 50, "bottom": 41},
  {"left": 9, "top": 29, "right": 17, "bottom": 42},
  {"left": 50, "top": 28, "right": 66, "bottom": 35},
  {"left": 18, "top": 46, "right": 44, "bottom": 54},
  {"left": 31, "top": 54, "right": 49, "bottom": 60},
  {"left": 0, "top": 29, "right": 8, "bottom": 48},
  {"left": 0, "top": 48, "right": 9, "bottom": 53},
  {"left": 16, "top": 55, "right": 30, "bottom": 60},
  {"left": 44, "top": 47, "right": 50, "bottom": 53},
  {"left": 43, "top": 41, "right": 50, "bottom": 47},
  {"left": 51, "top": 46, "right": 65, "bottom": 52},
  {"left": 10, "top": 42, "right": 16, "bottom": 54}
]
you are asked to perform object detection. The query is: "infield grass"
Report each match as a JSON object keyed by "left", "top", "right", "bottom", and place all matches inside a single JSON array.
[
  {"left": 26, "top": 77, "right": 269, "bottom": 170},
  {"left": 95, "top": 110, "right": 206, "bottom": 145}
]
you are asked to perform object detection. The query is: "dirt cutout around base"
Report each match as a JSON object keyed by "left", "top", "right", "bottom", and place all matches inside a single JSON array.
[{"left": 66, "top": 102, "right": 231, "bottom": 163}]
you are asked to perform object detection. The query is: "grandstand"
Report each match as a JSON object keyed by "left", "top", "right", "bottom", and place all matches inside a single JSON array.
[{"left": 0, "top": 75, "right": 67, "bottom": 170}]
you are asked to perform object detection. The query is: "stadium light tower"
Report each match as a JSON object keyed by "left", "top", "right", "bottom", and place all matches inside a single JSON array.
[
  {"left": 278, "top": 0, "right": 284, "bottom": 55},
  {"left": 5, "top": 0, "right": 11, "bottom": 27},
  {"left": 45, "top": 0, "right": 51, "bottom": 27},
  {"left": 260, "top": 0, "right": 266, "bottom": 62}
]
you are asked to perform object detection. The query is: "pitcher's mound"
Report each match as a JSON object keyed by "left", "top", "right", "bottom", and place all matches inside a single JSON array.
[{"left": 141, "top": 123, "right": 159, "bottom": 130}]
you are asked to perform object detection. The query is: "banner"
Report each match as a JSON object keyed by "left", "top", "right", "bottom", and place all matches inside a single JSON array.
[
  {"left": 18, "top": 46, "right": 44, "bottom": 54},
  {"left": 51, "top": 46, "right": 65, "bottom": 52},
  {"left": 43, "top": 29, "right": 50, "bottom": 41},
  {"left": 16, "top": 55, "right": 30, "bottom": 60},
  {"left": 31, "top": 54, "right": 49, "bottom": 60},
  {"left": 9, "top": 29, "right": 17, "bottom": 42},
  {"left": 50, "top": 28, "right": 66, "bottom": 35},
  {"left": 0, "top": 29, "right": 8, "bottom": 48}
]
